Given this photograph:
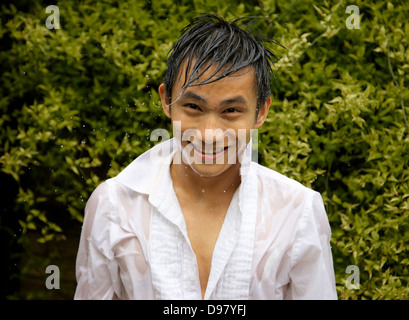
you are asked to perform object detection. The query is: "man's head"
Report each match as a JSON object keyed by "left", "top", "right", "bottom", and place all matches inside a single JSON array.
[
  {"left": 162, "top": 14, "right": 279, "bottom": 112},
  {"left": 159, "top": 14, "right": 279, "bottom": 177}
]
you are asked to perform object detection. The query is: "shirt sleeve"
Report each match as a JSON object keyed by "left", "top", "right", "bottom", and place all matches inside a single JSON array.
[
  {"left": 74, "top": 181, "right": 120, "bottom": 299},
  {"left": 286, "top": 191, "right": 338, "bottom": 300}
]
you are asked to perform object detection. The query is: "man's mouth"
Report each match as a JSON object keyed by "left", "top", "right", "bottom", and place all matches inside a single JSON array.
[
  {"left": 191, "top": 143, "right": 228, "bottom": 154},
  {"left": 188, "top": 142, "right": 230, "bottom": 161}
]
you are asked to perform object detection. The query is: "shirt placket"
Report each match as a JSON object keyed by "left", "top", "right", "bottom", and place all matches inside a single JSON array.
[
  {"left": 205, "top": 163, "right": 258, "bottom": 299},
  {"left": 148, "top": 162, "right": 202, "bottom": 300},
  {"left": 180, "top": 231, "right": 202, "bottom": 299},
  {"left": 149, "top": 202, "right": 202, "bottom": 299}
]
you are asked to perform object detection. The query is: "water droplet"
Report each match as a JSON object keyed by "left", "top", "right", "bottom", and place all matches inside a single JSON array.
[{"left": 201, "top": 189, "right": 205, "bottom": 193}]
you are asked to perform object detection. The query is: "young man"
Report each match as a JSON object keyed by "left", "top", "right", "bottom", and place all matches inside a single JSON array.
[{"left": 74, "top": 14, "right": 337, "bottom": 300}]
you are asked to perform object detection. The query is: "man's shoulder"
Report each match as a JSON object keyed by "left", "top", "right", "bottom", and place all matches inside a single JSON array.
[
  {"left": 251, "top": 162, "right": 313, "bottom": 193},
  {"left": 250, "top": 162, "right": 326, "bottom": 227}
]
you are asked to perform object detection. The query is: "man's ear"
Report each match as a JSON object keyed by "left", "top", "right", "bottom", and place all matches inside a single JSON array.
[
  {"left": 159, "top": 83, "right": 171, "bottom": 118},
  {"left": 254, "top": 96, "right": 271, "bottom": 128}
]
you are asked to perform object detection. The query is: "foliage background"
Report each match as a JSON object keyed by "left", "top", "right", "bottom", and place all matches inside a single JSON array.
[{"left": 0, "top": 0, "right": 408, "bottom": 299}]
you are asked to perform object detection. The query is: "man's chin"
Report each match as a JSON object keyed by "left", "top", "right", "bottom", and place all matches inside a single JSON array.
[{"left": 188, "top": 162, "right": 235, "bottom": 178}]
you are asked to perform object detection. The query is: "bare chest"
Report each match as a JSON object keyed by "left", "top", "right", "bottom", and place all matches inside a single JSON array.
[{"left": 178, "top": 198, "right": 229, "bottom": 298}]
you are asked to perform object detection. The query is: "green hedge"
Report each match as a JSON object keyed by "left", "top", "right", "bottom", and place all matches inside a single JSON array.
[{"left": 1, "top": 0, "right": 408, "bottom": 299}]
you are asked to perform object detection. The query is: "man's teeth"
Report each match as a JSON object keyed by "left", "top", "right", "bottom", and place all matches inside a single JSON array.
[
  {"left": 194, "top": 145, "right": 226, "bottom": 154},
  {"left": 202, "top": 149, "right": 224, "bottom": 154}
]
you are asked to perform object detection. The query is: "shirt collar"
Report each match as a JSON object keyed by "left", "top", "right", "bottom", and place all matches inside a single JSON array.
[
  {"left": 114, "top": 137, "right": 256, "bottom": 209},
  {"left": 114, "top": 138, "right": 176, "bottom": 195}
]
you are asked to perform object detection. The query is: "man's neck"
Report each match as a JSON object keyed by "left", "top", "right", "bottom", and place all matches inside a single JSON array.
[{"left": 170, "top": 161, "right": 242, "bottom": 204}]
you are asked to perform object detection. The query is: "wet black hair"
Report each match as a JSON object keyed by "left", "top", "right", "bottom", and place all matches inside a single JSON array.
[{"left": 163, "top": 14, "right": 280, "bottom": 111}]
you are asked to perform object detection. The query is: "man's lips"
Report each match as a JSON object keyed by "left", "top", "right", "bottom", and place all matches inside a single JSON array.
[{"left": 189, "top": 142, "right": 229, "bottom": 154}]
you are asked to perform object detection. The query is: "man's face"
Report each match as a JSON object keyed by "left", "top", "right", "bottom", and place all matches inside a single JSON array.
[{"left": 159, "top": 63, "right": 271, "bottom": 177}]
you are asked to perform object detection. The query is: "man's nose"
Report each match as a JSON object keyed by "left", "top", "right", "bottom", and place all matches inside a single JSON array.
[
  {"left": 202, "top": 113, "right": 219, "bottom": 130},
  {"left": 201, "top": 115, "right": 224, "bottom": 143}
]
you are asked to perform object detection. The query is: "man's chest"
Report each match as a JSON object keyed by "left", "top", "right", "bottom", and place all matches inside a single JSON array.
[
  {"left": 146, "top": 175, "right": 258, "bottom": 299},
  {"left": 178, "top": 199, "right": 229, "bottom": 297}
]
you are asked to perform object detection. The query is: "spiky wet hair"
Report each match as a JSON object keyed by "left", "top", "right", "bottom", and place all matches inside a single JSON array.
[{"left": 163, "top": 14, "right": 280, "bottom": 110}]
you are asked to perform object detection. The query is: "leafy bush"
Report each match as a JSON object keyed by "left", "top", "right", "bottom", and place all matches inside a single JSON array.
[{"left": 1, "top": 0, "right": 408, "bottom": 299}]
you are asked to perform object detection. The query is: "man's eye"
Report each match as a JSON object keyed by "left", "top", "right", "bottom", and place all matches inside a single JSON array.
[
  {"left": 224, "top": 108, "right": 239, "bottom": 113},
  {"left": 184, "top": 104, "right": 200, "bottom": 110}
]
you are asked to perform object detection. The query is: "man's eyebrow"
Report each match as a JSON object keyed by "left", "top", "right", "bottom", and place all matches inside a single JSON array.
[
  {"left": 220, "top": 96, "right": 248, "bottom": 106},
  {"left": 179, "top": 91, "right": 207, "bottom": 103},
  {"left": 180, "top": 91, "right": 248, "bottom": 107}
]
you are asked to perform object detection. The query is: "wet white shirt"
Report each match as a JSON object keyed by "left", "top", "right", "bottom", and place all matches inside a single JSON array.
[{"left": 74, "top": 138, "right": 337, "bottom": 300}]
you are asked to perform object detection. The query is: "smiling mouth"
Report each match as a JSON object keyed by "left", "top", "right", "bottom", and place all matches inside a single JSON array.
[
  {"left": 190, "top": 142, "right": 229, "bottom": 155},
  {"left": 186, "top": 142, "right": 231, "bottom": 162}
]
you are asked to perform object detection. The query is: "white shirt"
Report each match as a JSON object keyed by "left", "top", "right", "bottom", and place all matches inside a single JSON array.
[{"left": 74, "top": 138, "right": 337, "bottom": 300}]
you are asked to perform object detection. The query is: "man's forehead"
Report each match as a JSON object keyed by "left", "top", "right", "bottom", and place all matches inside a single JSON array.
[{"left": 174, "top": 58, "right": 255, "bottom": 93}]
